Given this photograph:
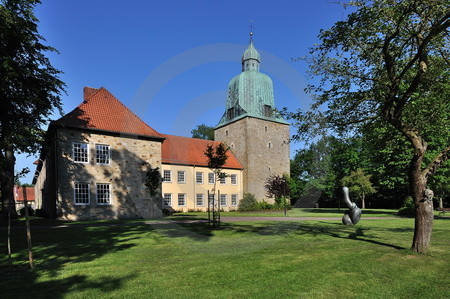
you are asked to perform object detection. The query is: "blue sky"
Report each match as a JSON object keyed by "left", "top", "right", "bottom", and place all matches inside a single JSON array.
[{"left": 18, "top": 0, "right": 351, "bottom": 183}]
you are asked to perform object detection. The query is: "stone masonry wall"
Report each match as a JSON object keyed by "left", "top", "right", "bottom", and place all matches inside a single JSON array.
[
  {"left": 215, "top": 117, "right": 290, "bottom": 201},
  {"left": 55, "top": 128, "right": 163, "bottom": 220}
]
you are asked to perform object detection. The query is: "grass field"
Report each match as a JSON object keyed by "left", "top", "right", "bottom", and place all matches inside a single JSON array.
[{"left": 1, "top": 210, "right": 449, "bottom": 298}]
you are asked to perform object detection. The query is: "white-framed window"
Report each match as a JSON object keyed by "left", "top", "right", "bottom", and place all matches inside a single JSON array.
[
  {"left": 177, "top": 171, "right": 186, "bottom": 184},
  {"left": 219, "top": 175, "right": 226, "bottom": 185},
  {"left": 196, "top": 172, "right": 203, "bottom": 184},
  {"left": 163, "top": 193, "right": 172, "bottom": 206},
  {"left": 208, "top": 173, "right": 215, "bottom": 184},
  {"left": 95, "top": 144, "right": 110, "bottom": 164},
  {"left": 74, "top": 183, "right": 90, "bottom": 205},
  {"left": 220, "top": 194, "right": 227, "bottom": 206},
  {"left": 73, "top": 142, "right": 89, "bottom": 163},
  {"left": 178, "top": 193, "right": 186, "bottom": 206},
  {"left": 231, "top": 194, "right": 238, "bottom": 206},
  {"left": 96, "top": 183, "right": 111, "bottom": 205},
  {"left": 196, "top": 193, "right": 204, "bottom": 206},
  {"left": 163, "top": 170, "right": 172, "bottom": 182},
  {"left": 231, "top": 174, "right": 237, "bottom": 185}
]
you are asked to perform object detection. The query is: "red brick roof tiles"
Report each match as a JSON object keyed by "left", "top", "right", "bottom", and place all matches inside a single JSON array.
[
  {"left": 14, "top": 186, "right": 35, "bottom": 202},
  {"left": 56, "top": 87, "right": 163, "bottom": 139},
  {"left": 161, "top": 134, "right": 242, "bottom": 169}
]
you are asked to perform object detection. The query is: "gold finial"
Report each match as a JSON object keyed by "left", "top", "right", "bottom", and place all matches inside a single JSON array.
[{"left": 248, "top": 20, "right": 254, "bottom": 38}]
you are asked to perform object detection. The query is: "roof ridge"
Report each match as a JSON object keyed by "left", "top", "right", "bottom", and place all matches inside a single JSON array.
[
  {"left": 101, "top": 88, "right": 163, "bottom": 137},
  {"left": 83, "top": 86, "right": 102, "bottom": 101}
]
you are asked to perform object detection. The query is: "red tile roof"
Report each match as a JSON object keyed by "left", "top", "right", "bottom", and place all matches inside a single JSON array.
[
  {"left": 161, "top": 134, "right": 243, "bottom": 169},
  {"left": 56, "top": 87, "right": 163, "bottom": 139},
  {"left": 14, "top": 186, "right": 35, "bottom": 202}
]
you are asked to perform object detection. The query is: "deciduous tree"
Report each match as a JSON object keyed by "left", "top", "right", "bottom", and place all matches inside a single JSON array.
[
  {"left": 290, "top": 0, "right": 450, "bottom": 253},
  {"left": 0, "top": 0, "right": 65, "bottom": 218},
  {"left": 342, "top": 168, "right": 376, "bottom": 209},
  {"left": 191, "top": 124, "right": 215, "bottom": 140}
]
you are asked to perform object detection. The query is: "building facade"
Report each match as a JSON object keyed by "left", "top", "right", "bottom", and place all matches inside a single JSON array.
[
  {"left": 215, "top": 38, "right": 290, "bottom": 201},
  {"left": 34, "top": 88, "right": 243, "bottom": 219},
  {"left": 161, "top": 134, "right": 243, "bottom": 212},
  {"left": 33, "top": 37, "right": 289, "bottom": 219},
  {"left": 34, "top": 87, "right": 165, "bottom": 220}
]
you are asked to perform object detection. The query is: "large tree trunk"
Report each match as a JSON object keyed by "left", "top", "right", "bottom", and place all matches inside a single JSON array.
[
  {"left": 409, "top": 153, "right": 434, "bottom": 253},
  {"left": 0, "top": 145, "right": 18, "bottom": 218}
]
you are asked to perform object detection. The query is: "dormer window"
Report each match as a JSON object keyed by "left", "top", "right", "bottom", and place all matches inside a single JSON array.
[
  {"left": 264, "top": 105, "right": 273, "bottom": 117},
  {"left": 227, "top": 107, "right": 235, "bottom": 120}
]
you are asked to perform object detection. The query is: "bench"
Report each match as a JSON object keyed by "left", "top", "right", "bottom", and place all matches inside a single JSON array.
[{"left": 437, "top": 207, "right": 450, "bottom": 216}]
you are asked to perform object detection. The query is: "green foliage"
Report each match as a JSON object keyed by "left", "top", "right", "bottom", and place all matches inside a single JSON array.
[
  {"left": 256, "top": 200, "right": 273, "bottom": 210},
  {"left": 397, "top": 196, "right": 416, "bottom": 217},
  {"left": 204, "top": 143, "right": 228, "bottom": 171},
  {"left": 288, "top": 0, "right": 450, "bottom": 251},
  {"left": 191, "top": 124, "right": 215, "bottom": 140},
  {"left": 144, "top": 166, "right": 161, "bottom": 197},
  {"left": 237, "top": 193, "right": 257, "bottom": 211},
  {"left": 0, "top": 0, "right": 65, "bottom": 214},
  {"left": 342, "top": 168, "right": 376, "bottom": 208}
]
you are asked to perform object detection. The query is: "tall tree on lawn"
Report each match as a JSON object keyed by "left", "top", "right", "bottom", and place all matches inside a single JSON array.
[
  {"left": 0, "top": 0, "right": 65, "bottom": 218},
  {"left": 289, "top": 0, "right": 449, "bottom": 253}
]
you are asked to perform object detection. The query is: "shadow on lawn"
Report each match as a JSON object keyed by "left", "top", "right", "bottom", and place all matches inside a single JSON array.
[
  {"left": 301, "top": 208, "right": 398, "bottom": 216},
  {"left": 0, "top": 223, "right": 145, "bottom": 298},
  {"left": 149, "top": 220, "right": 408, "bottom": 251}
]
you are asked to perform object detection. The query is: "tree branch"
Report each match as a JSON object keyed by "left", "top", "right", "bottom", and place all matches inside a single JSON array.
[{"left": 423, "top": 146, "right": 450, "bottom": 180}]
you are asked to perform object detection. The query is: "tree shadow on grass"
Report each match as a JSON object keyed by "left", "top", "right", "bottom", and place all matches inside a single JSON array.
[
  {"left": 149, "top": 220, "right": 408, "bottom": 251},
  {"left": 0, "top": 266, "right": 136, "bottom": 299},
  {"left": 300, "top": 208, "right": 398, "bottom": 216},
  {"left": 0, "top": 224, "right": 147, "bottom": 298}
]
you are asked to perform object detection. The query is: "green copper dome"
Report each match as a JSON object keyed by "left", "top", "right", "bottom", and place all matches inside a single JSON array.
[
  {"left": 216, "top": 39, "right": 288, "bottom": 128},
  {"left": 242, "top": 40, "right": 261, "bottom": 63}
]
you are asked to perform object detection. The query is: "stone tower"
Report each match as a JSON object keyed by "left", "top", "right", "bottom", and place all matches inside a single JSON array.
[{"left": 214, "top": 36, "right": 290, "bottom": 201}]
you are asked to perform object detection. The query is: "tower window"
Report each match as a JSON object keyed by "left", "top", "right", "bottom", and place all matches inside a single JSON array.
[
  {"left": 264, "top": 105, "right": 273, "bottom": 117},
  {"left": 265, "top": 126, "right": 268, "bottom": 132},
  {"left": 226, "top": 130, "right": 228, "bottom": 136}
]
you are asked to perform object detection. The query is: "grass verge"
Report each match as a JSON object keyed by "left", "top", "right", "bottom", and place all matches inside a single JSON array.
[{"left": 1, "top": 216, "right": 449, "bottom": 298}]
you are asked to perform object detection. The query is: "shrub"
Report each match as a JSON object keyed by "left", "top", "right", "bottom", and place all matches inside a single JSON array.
[
  {"left": 34, "top": 208, "right": 48, "bottom": 218},
  {"left": 274, "top": 201, "right": 293, "bottom": 210},
  {"left": 238, "top": 193, "right": 258, "bottom": 211},
  {"left": 19, "top": 206, "right": 34, "bottom": 216},
  {"left": 162, "top": 207, "right": 175, "bottom": 216},
  {"left": 256, "top": 200, "right": 274, "bottom": 210},
  {"left": 397, "top": 196, "right": 416, "bottom": 217}
]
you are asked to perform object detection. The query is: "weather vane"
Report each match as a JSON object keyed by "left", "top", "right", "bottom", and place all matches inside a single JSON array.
[{"left": 248, "top": 20, "right": 254, "bottom": 38}]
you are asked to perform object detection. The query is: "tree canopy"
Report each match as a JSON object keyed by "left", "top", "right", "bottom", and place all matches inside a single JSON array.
[
  {"left": 0, "top": 0, "right": 65, "bottom": 216},
  {"left": 191, "top": 124, "right": 215, "bottom": 140},
  {"left": 289, "top": 0, "right": 450, "bottom": 253}
]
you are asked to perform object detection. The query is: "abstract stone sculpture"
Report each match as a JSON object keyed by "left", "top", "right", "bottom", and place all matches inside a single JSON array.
[{"left": 342, "top": 186, "right": 361, "bottom": 225}]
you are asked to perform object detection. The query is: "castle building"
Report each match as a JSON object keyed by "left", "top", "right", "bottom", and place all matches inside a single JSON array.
[
  {"left": 215, "top": 37, "right": 290, "bottom": 201},
  {"left": 33, "top": 87, "right": 243, "bottom": 219},
  {"left": 33, "top": 35, "right": 288, "bottom": 220}
]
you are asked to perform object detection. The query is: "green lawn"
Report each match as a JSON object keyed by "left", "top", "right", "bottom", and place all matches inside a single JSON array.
[
  {"left": 1, "top": 214, "right": 449, "bottom": 298},
  {"left": 174, "top": 208, "right": 402, "bottom": 218}
]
